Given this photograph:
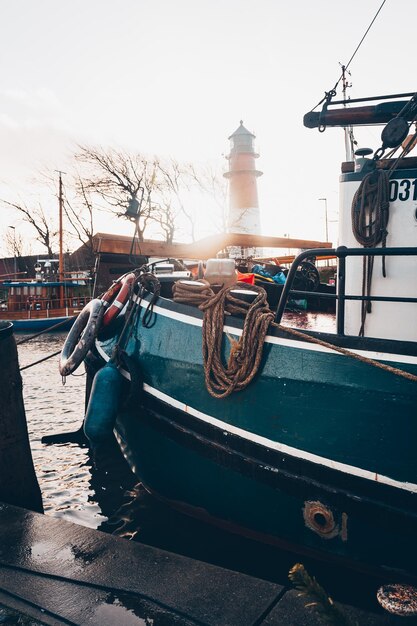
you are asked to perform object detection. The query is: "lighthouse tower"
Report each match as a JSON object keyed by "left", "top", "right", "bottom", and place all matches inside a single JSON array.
[{"left": 224, "top": 121, "right": 263, "bottom": 235}]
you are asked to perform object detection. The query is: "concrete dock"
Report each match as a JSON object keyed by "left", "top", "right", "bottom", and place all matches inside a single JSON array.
[{"left": 0, "top": 503, "right": 414, "bottom": 625}]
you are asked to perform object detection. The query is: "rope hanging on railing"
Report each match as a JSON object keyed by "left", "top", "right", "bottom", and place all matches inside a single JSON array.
[
  {"left": 199, "top": 283, "right": 274, "bottom": 399},
  {"left": 272, "top": 322, "right": 417, "bottom": 383},
  {"left": 136, "top": 272, "right": 161, "bottom": 328},
  {"left": 351, "top": 169, "right": 390, "bottom": 336}
]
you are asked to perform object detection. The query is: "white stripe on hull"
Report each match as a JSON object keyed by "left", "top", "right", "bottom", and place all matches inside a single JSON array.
[
  {"left": 95, "top": 340, "right": 417, "bottom": 494},
  {"left": 138, "top": 299, "right": 417, "bottom": 366}
]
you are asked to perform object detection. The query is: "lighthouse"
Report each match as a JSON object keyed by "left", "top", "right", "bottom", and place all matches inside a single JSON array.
[{"left": 224, "top": 121, "right": 263, "bottom": 236}]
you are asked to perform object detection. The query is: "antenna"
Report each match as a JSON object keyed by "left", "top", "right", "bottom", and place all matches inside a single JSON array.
[{"left": 340, "top": 64, "right": 355, "bottom": 161}]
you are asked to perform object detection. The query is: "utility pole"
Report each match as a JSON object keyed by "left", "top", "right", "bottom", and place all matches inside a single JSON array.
[{"left": 8, "top": 226, "right": 16, "bottom": 277}]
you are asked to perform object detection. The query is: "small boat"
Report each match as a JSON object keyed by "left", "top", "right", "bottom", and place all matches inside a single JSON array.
[
  {"left": 62, "top": 91, "right": 417, "bottom": 580},
  {"left": 0, "top": 261, "right": 92, "bottom": 332},
  {"left": 3, "top": 172, "right": 93, "bottom": 332}
]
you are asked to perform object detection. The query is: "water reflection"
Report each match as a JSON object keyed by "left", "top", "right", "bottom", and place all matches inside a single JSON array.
[
  {"left": 94, "top": 591, "right": 197, "bottom": 626},
  {"left": 282, "top": 310, "right": 336, "bottom": 333}
]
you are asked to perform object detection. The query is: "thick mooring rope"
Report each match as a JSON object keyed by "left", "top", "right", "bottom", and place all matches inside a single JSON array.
[
  {"left": 176, "top": 280, "right": 417, "bottom": 398},
  {"left": 173, "top": 279, "right": 214, "bottom": 305},
  {"left": 16, "top": 315, "right": 77, "bottom": 345},
  {"left": 351, "top": 169, "right": 390, "bottom": 248},
  {"left": 351, "top": 168, "right": 390, "bottom": 336},
  {"left": 272, "top": 322, "right": 417, "bottom": 384},
  {"left": 16, "top": 316, "right": 77, "bottom": 371},
  {"left": 199, "top": 283, "right": 274, "bottom": 398}
]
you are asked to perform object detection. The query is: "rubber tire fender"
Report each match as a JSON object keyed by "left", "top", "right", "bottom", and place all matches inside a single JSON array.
[{"left": 59, "top": 298, "right": 104, "bottom": 376}]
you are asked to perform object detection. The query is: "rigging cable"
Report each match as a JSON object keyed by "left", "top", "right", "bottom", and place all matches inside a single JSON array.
[{"left": 311, "top": 0, "right": 388, "bottom": 112}]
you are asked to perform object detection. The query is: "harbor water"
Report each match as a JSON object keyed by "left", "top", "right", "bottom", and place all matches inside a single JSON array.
[{"left": 17, "top": 311, "right": 387, "bottom": 611}]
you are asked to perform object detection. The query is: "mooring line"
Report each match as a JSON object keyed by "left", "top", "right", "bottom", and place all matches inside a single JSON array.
[
  {"left": 16, "top": 316, "right": 76, "bottom": 346},
  {"left": 19, "top": 350, "right": 61, "bottom": 372}
]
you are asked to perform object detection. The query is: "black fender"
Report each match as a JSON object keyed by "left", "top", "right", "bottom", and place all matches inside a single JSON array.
[{"left": 59, "top": 299, "right": 104, "bottom": 376}]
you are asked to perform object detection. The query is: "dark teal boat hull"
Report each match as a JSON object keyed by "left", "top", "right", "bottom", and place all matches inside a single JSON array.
[
  {"left": 114, "top": 393, "right": 417, "bottom": 578},
  {"left": 11, "top": 316, "right": 74, "bottom": 332},
  {"left": 94, "top": 296, "right": 417, "bottom": 578}
]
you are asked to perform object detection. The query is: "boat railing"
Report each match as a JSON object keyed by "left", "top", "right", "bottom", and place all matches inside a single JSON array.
[
  {"left": 1, "top": 295, "right": 93, "bottom": 314},
  {"left": 274, "top": 246, "right": 417, "bottom": 335}
]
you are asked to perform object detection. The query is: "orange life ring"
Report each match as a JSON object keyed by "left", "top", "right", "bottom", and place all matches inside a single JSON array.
[{"left": 101, "top": 272, "right": 136, "bottom": 327}]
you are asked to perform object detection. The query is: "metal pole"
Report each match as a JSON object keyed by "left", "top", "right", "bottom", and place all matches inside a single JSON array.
[
  {"left": 59, "top": 173, "right": 63, "bottom": 277},
  {"left": 318, "top": 198, "right": 329, "bottom": 266},
  {"left": 318, "top": 198, "right": 329, "bottom": 242},
  {"left": 8, "top": 226, "right": 16, "bottom": 277},
  {"left": 56, "top": 170, "right": 65, "bottom": 308},
  {"left": 13, "top": 228, "right": 16, "bottom": 277}
]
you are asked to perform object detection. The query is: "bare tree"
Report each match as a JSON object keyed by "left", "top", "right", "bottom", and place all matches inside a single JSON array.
[
  {"left": 1, "top": 200, "right": 57, "bottom": 256},
  {"left": 152, "top": 201, "right": 177, "bottom": 244},
  {"left": 63, "top": 175, "right": 95, "bottom": 255},
  {"left": 3, "top": 228, "right": 25, "bottom": 258},
  {"left": 76, "top": 148, "right": 228, "bottom": 245},
  {"left": 154, "top": 158, "right": 197, "bottom": 241},
  {"left": 76, "top": 146, "right": 158, "bottom": 241}
]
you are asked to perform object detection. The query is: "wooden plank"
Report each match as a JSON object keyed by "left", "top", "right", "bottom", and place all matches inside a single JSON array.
[
  {"left": 95, "top": 232, "right": 332, "bottom": 259},
  {"left": 254, "top": 254, "right": 337, "bottom": 265},
  {"left": 304, "top": 100, "right": 408, "bottom": 129}
]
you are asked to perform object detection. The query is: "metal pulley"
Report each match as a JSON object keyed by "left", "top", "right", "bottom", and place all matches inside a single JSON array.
[{"left": 381, "top": 116, "right": 409, "bottom": 149}]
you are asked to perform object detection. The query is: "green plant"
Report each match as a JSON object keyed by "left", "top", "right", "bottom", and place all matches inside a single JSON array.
[{"left": 288, "top": 563, "right": 358, "bottom": 626}]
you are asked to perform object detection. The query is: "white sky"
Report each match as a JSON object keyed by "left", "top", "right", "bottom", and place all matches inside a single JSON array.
[{"left": 0, "top": 0, "right": 415, "bottom": 255}]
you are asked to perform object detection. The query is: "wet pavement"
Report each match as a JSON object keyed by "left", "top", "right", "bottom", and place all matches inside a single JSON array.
[{"left": 0, "top": 503, "right": 414, "bottom": 625}]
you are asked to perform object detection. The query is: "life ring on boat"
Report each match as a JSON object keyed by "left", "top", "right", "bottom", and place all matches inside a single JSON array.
[
  {"left": 59, "top": 298, "right": 104, "bottom": 376},
  {"left": 101, "top": 272, "right": 136, "bottom": 327}
]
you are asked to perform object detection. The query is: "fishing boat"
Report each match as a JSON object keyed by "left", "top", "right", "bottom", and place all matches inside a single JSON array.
[
  {"left": 0, "top": 260, "right": 92, "bottom": 331},
  {"left": 2, "top": 173, "right": 93, "bottom": 331},
  {"left": 61, "top": 91, "right": 417, "bottom": 580}
]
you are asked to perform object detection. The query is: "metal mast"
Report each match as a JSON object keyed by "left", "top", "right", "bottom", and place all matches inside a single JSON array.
[{"left": 57, "top": 170, "right": 65, "bottom": 308}]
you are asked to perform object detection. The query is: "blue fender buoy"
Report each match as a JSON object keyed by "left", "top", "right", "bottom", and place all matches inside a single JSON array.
[{"left": 84, "top": 362, "right": 124, "bottom": 443}]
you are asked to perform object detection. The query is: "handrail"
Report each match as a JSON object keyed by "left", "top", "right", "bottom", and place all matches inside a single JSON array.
[
  {"left": 2, "top": 296, "right": 92, "bottom": 314},
  {"left": 274, "top": 246, "right": 417, "bottom": 334}
]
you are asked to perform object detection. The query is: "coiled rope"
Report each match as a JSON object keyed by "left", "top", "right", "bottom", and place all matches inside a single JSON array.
[
  {"left": 199, "top": 283, "right": 274, "bottom": 398},
  {"left": 173, "top": 279, "right": 214, "bottom": 306},
  {"left": 351, "top": 168, "right": 390, "bottom": 336},
  {"left": 172, "top": 280, "right": 417, "bottom": 398}
]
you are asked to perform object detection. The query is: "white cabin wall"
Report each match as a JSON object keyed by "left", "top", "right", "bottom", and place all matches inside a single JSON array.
[{"left": 338, "top": 173, "right": 417, "bottom": 341}]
